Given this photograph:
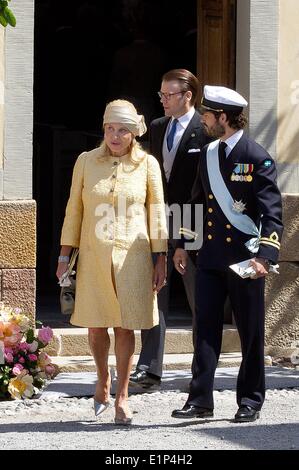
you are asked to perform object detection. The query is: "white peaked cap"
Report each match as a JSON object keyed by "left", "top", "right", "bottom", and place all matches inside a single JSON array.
[{"left": 201, "top": 85, "right": 248, "bottom": 112}]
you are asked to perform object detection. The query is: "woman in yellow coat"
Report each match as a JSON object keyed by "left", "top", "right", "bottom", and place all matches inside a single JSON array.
[{"left": 56, "top": 100, "right": 168, "bottom": 425}]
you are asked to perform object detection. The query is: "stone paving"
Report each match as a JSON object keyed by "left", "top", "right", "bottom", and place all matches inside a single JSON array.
[{"left": 0, "top": 367, "right": 298, "bottom": 450}]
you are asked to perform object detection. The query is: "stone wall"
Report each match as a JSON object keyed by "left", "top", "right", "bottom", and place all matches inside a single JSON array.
[
  {"left": 265, "top": 194, "right": 299, "bottom": 353},
  {"left": 0, "top": 200, "right": 36, "bottom": 325}
]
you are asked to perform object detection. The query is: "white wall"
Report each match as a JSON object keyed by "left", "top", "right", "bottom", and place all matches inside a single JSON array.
[
  {"left": 236, "top": 0, "right": 299, "bottom": 193},
  {"left": 3, "top": 0, "right": 34, "bottom": 199},
  {"left": 237, "top": 0, "right": 279, "bottom": 155},
  {"left": 277, "top": 0, "right": 299, "bottom": 193}
]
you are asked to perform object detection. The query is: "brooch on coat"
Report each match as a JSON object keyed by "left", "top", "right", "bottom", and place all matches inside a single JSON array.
[
  {"left": 231, "top": 163, "right": 254, "bottom": 182},
  {"left": 232, "top": 200, "right": 247, "bottom": 213}
]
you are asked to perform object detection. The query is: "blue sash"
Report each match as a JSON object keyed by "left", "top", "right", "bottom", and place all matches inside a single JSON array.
[{"left": 206, "top": 140, "right": 260, "bottom": 253}]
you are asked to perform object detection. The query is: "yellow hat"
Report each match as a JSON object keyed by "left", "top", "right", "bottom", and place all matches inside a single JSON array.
[{"left": 103, "top": 100, "right": 147, "bottom": 137}]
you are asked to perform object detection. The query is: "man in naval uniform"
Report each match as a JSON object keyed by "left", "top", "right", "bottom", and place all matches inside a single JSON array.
[{"left": 171, "top": 85, "right": 284, "bottom": 422}]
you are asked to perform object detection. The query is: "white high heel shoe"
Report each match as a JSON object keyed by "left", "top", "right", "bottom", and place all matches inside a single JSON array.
[
  {"left": 94, "top": 399, "right": 110, "bottom": 417},
  {"left": 93, "top": 367, "right": 115, "bottom": 416}
]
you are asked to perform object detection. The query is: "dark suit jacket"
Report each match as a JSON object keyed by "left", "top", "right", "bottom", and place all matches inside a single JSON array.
[
  {"left": 179, "top": 133, "right": 284, "bottom": 267},
  {"left": 149, "top": 110, "right": 210, "bottom": 207}
]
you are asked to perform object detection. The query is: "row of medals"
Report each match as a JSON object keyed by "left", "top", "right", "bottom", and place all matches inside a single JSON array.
[{"left": 231, "top": 173, "right": 253, "bottom": 182}]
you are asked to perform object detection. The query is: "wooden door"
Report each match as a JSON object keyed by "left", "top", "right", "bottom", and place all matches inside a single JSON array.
[{"left": 197, "top": 0, "right": 236, "bottom": 94}]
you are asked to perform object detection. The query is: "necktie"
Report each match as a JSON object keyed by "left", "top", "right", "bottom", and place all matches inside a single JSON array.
[
  {"left": 218, "top": 141, "right": 227, "bottom": 168},
  {"left": 167, "top": 119, "right": 178, "bottom": 151}
]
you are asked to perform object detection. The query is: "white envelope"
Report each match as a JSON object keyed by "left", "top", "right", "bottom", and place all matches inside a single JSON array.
[
  {"left": 229, "top": 258, "right": 279, "bottom": 278},
  {"left": 187, "top": 148, "right": 201, "bottom": 153}
]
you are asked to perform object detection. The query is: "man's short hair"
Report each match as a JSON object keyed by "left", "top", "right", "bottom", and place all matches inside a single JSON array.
[{"left": 162, "top": 69, "right": 199, "bottom": 106}]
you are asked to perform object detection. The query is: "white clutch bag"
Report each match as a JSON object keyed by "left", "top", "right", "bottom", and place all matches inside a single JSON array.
[{"left": 229, "top": 258, "right": 279, "bottom": 279}]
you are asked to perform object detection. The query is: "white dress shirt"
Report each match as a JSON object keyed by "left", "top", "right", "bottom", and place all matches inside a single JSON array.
[{"left": 222, "top": 129, "right": 244, "bottom": 157}]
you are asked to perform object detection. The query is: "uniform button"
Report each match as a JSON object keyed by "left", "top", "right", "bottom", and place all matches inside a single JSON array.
[
  {"left": 112, "top": 174, "right": 116, "bottom": 178},
  {"left": 113, "top": 161, "right": 118, "bottom": 166},
  {"left": 110, "top": 188, "right": 114, "bottom": 192},
  {"left": 226, "top": 237, "right": 232, "bottom": 243},
  {"left": 226, "top": 224, "right": 231, "bottom": 229},
  {"left": 208, "top": 234, "right": 213, "bottom": 240},
  {"left": 208, "top": 194, "right": 214, "bottom": 199},
  {"left": 208, "top": 221, "right": 213, "bottom": 227},
  {"left": 208, "top": 208, "right": 213, "bottom": 213}
]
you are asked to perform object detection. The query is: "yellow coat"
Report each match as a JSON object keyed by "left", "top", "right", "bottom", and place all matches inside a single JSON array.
[{"left": 60, "top": 147, "right": 168, "bottom": 329}]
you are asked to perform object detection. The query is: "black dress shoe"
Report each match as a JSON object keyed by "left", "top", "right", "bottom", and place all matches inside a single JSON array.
[
  {"left": 234, "top": 405, "right": 260, "bottom": 423},
  {"left": 129, "top": 370, "right": 161, "bottom": 389},
  {"left": 172, "top": 405, "right": 213, "bottom": 419}
]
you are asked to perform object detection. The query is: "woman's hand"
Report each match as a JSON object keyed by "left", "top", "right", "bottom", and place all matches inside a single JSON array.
[
  {"left": 153, "top": 255, "right": 167, "bottom": 293},
  {"left": 56, "top": 262, "right": 69, "bottom": 281},
  {"left": 56, "top": 246, "right": 73, "bottom": 281}
]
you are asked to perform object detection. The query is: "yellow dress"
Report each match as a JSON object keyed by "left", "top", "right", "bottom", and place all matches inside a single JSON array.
[{"left": 60, "top": 147, "right": 168, "bottom": 329}]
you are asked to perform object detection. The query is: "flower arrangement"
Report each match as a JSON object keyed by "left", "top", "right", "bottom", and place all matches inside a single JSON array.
[{"left": 0, "top": 302, "right": 56, "bottom": 400}]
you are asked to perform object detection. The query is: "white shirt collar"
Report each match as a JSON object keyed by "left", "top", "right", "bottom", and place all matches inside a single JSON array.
[
  {"left": 222, "top": 129, "right": 243, "bottom": 154},
  {"left": 170, "top": 107, "right": 195, "bottom": 130}
]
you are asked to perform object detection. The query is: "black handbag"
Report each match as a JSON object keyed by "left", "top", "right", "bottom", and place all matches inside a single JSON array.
[{"left": 60, "top": 248, "right": 79, "bottom": 315}]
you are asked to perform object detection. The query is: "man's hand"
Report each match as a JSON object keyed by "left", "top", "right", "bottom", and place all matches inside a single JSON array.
[
  {"left": 249, "top": 258, "right": 269, "bottom": 279},
  {"left": 173, "top": 248, "right": 188, "bottom": 275}
]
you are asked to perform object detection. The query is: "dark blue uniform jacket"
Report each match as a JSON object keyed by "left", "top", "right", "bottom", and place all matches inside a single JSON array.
[{"left": 180, "top": 133, "right": 284, "bottom": 269}]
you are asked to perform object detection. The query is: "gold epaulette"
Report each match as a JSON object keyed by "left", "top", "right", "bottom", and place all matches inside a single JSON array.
[
  {"left": 179, "top": 227, "right": 198, "bottom": 241},
  {"left": 259, "top": 231, "right": 281, "bottom": 250}
]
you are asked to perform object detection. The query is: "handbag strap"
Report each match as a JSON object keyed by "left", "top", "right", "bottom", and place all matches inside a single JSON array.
[{"left": 67, "top": 248, "right": 79, "bottom": 274}]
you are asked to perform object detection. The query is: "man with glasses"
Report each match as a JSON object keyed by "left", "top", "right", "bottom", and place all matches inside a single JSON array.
[{"left": 129, "top": 69, "right": 211, "bottom": 389}]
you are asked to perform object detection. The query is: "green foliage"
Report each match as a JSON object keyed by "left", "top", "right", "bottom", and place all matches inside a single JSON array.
[
  {"left": 0, "top": 365, "right": 11, "bottom": 399},
  {"left": 0, "top": 0, "right": 16, "bottom": 28},
  {"left": 26, "top": 328, "right": 35, "bottom": 344}
]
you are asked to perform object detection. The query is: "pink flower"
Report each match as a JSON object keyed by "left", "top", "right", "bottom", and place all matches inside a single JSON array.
[
  {"left": 28, "top": 354, "right": 38, "bottom": 362},
  {"left": 4, "top": 352, "right": 14, "bottom": 363},
  {"left": 12, "top": 363, "right": 24, "bottom": 375},
  {"left": 45, "top": 364, "right": 56, "bottom": 378},
  {"left": 38, "top": 327, "right": 53, "bottom": 345},
  {"left": 2, "top": 322, "right": 22, "bottom": 347},
  {"left": 37, "top": 351, "right": 51, "bottom": 369},
  {"left": 4, "top": 347, "right": 14, "bottom": 354},
  {"left": 19, "top": 342, "right": 29, "bottom": 351},
  {"left": 28, "top": 340, "right": 38, "bottom": 353},
  {"left": 18, "top": 356, "right": 25, "bottom": 364}
]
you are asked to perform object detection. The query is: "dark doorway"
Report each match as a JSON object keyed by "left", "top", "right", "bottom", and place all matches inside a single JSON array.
[{"left": 33, "top": 0, "right": 198, "bottom": 327}]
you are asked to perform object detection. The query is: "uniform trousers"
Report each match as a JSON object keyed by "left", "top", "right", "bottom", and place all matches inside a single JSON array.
[{"left": 188, "top": 267, "right": 265, "bottom": 410}]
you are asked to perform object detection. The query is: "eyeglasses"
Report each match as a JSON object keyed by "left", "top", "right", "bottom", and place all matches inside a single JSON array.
[{"left": 157, "top": 91, "right": 185, "bottom": 100}]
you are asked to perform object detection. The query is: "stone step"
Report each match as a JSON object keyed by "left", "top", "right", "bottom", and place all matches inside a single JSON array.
[
  {"left": 51, "top": 352, "right": 244, "bottom": 373},
  {"left": 50, "top": 354, "right": 274, "bottom": 373},
  {"left": 45, "top": 325, "right": 241, "bottom": 357}
]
